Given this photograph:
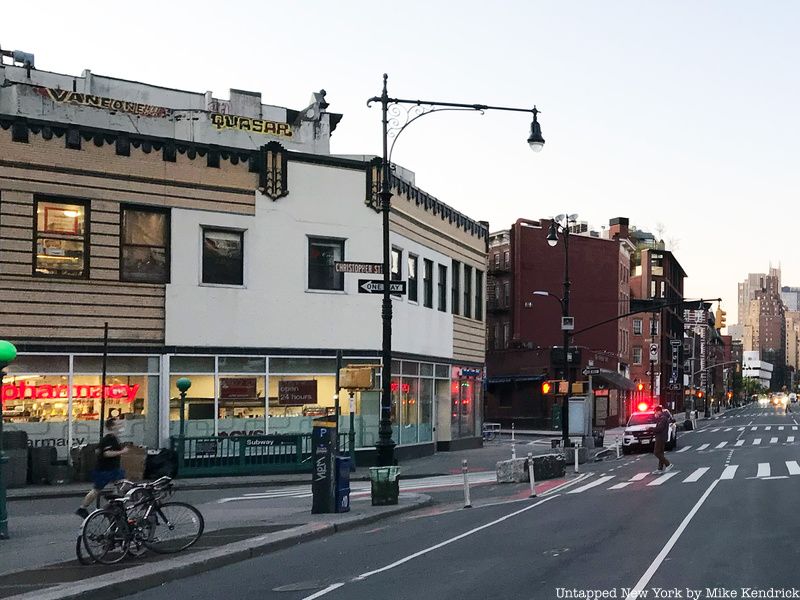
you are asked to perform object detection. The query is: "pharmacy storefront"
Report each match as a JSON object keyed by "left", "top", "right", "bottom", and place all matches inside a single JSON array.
[{"left": 2, "top": 353, "right": 483, "bottom": 460}]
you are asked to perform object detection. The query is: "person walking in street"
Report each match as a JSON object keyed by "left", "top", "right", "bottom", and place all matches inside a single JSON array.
[
  {"left": 75, "top": 418, "right": 128, "bottom": 518},
  {"left": 652, "top": 405, "right": 673, "bottom": 475}
]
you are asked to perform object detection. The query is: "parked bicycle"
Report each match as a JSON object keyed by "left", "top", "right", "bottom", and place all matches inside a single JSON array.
[{"left": 77, "top": 476, "right": 204, "bottom": 565}]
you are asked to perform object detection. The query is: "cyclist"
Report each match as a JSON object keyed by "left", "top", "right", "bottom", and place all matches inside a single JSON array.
[{"left": 76, "top": 418, "right": 128, "bottom": 519}]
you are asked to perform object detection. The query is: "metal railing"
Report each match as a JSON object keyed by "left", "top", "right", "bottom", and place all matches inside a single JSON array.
[{"left": 171, "top": 433, "right": 351, "bottom": 478}]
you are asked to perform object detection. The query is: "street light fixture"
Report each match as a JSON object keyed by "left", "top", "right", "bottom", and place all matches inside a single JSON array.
[
  {"left": 368, "top": 74, "right": 544, "bottom": 466},
  {"left": 541, "top": 214, "right": 577, "bottom": 447}
]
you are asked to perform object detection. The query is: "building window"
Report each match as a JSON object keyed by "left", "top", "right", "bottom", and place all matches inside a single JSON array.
[
  {"left": 503, "top": 250, "right": 510, "bottom": 268},
  {"left": 503, "top": 322, "right": 510, "bottom": 349},
  {"left": 494, "top": 253, "right": 500, "bottom": 267},
  {"left": 407, "top": 255, "right": 418, "bottom": 302},
  {"left": 464, "top": 265, "right": 473, "bottom": 319},
  {"left": 452, "top": 260, "right": 461, "bottom": 316},
  {"left": 120, "top": 206, "right": 169, "bottom": 283},
  {"left": 423, "top": 259, "right": 433, "bottom": 308},
  {"left": 503, "top": 282, "right": 510, "bottom": 307},
  {"left": 308, "top": 237, "right": 344, "bottom": 291},
  {"left": 633, "top": 346, "right": 643, "bottom": 364},
  {"left": 633, "top": 319, "right": 643, "bottom": 335},
  {"left": 650, "top": 319, "right": 659, "bottom": 336},
  {"left": 34, "top": 199, "right": 88, "bottom": 278},
  {"left": 391, "top": 247, "right": 402, "bottom": 297},
  {"left": 202, "top": 228, "right": 244, "bottom": 286},
  {"left": 475, "top": 270, "right": 484, "bottom": 321},
  {"left": 438, "top": 264, "right": 447, "bottom": 312}
]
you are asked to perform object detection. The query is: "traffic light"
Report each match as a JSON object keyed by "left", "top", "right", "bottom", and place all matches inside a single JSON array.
[
  {"left": 637, "top": 382, "right": 644, "bottom": 393},
  {"left": 715, "top": 307, "right": 727, "bottom": 330},
  {"left": 542, "top": 381, "right": 551, "bottom": 395}
]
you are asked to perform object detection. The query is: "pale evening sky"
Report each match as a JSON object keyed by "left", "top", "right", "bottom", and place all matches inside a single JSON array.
[{"left": 4, "top": 1, "right": 799, "bottom": 322}]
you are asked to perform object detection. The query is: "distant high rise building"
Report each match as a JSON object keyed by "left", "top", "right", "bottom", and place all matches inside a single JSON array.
[{"left": 781, "top": 286, "right": 800, "bottom": 312}]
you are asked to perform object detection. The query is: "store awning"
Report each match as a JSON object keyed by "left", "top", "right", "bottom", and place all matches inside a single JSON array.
[
  {"left": 593, "top": 370, "right": 636, "bottom": 391},
  {"left": 486, "top": 375, "right": 545, "bottom": 385}
]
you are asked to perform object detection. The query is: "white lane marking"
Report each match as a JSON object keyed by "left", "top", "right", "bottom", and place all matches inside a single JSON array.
[
  {"left": 302, "top": 584, "right": 345, "bottom": 600},
  {"left": 647, "top": 472, "right": 678, "bottom": 486},
  {"left": 753, "top": 438, "right": 762, "bottom": 445},
  {"left": 676, "top": 446, "right": 690, "bottom": 453},
  {"left": 734, "top": 440, "right": 745, "bottom": 447},
  {"left": 720, "top": 466, "right": 738, "bottom": 479},
  {"left": 751, "top": 427, "right": 758, "bottom": 431},
  {"left": 765, "top": 426, "right": 772, "bottom": 431},
  {"left": 567, "top": 475, "right": 616, "bottom": 494},
  {"left": 793, "top": 425, "right": 798, "bottom": 430},
  {"left": 696, "top": 444, "right": 710, "bottom": 451},
  {"left": 787, "top": 461, "right": 800, "bottom": 475},
  {"left": 710, "top": 428, "right": 721, "bottom": 433},
  {"left": 348, "top": 495, "right": 559, "bottom": 584},
  {"left": 738, "top": 427, "right": 745, "bottom": 431},
  {"left": 770, "top": 437, "right": 779, "bottom": 444},
  {"left": 715, "top": 442, "right": 727, "bottom": 449},
  {"left": 624, "top": 479, "right": 719, "bottom": 600},
  {"left": 788, "top": 436, "right": 795, "bottom": 443},
  {"left": 757, "top": 463, "right": 770, "bottom": 477},
  {"left": 683, "top": 468, "right": 709, "bottom": 483},
  {"left": 724, "top": 428, "right": 732, "bottom": 432}
]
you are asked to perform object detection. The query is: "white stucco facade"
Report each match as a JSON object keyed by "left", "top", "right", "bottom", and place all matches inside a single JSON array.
[{"left": 165, "top": 160, "right": 454, "bottom": 359}]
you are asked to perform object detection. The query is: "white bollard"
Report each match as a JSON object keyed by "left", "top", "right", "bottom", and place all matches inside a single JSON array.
[
  {"left": 574, "top": 443, "right": 580, "bottom": 474},
  {"left": 527, "top": 452, "right": 537, "bottom": 498},
  {"left": 462, "top": 459, "right": 472, "bottom": 508},
  {"left": 616, "top": 436, "right": 621, "bottom": 459},
  {"left": 511, "top": 422, "right": 516, "bottom": 460}
]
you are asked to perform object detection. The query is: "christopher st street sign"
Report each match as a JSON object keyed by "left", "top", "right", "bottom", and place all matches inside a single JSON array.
[
  {"left": 334, "top": 261, "right": 383, "bottom": 274},
  {"left": 358, "top": 279, "right": 407, "bottom": 294}
]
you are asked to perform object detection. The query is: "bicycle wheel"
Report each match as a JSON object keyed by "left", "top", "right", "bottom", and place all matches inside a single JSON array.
[
  {"left": 81, "top": 509, "right": 130, "bottom": 564},
  {"left": 145, "top": 502, "right": 204, "bottom": 554},
  {"left": 75, "top": 533, "right": 95, "bottom": 565}
]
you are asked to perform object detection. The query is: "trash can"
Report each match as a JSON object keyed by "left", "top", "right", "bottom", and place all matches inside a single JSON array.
[
  {"left": 335, "top": 456, "right": 351, "bottom": 513},
  {"left": 28, "top": 447, "right": 57, "bottom": 485},
  {"left": 369, "top": 466, "right": 400, "bottom": 506}
]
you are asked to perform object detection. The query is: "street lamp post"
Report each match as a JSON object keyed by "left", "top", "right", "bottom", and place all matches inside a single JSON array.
[
  {"left": 368, "top": 74, "right": 544, "bottom": 466},
  {"left": 545, "top": 214, "right": 577, "bottom": 447},
  {"left": 0, "top": 340, "right": 18, "bottom": 540}
]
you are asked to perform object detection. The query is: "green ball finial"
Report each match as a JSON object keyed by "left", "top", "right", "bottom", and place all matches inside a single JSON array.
[
  {"left": 176, "top": 377, "right": 192, "bottom": 393},
  {"left": 0, "top": 340, "right": 17, "bottom": 368}
]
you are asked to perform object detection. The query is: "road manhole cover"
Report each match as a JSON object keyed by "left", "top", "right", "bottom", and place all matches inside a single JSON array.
[{"left": 273, "top": 581, "right": 325, "bottom": 592}]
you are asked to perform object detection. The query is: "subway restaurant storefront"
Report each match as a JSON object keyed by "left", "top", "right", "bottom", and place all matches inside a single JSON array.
[{"left": 1, "top": 352, "right": 484, "bottom": 461}]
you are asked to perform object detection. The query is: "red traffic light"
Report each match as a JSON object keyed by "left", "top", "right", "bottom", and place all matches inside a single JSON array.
[
  {"left": 637, "top": 383, "right": 644, "bottom": 392},
  {"left": 542, "top": 381, "right": 551, "bottom": 395}
]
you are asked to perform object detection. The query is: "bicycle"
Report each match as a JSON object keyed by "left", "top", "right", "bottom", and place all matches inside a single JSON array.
[
  {"left": 79, "top": 476, "right": 204, "bottom": 565},
  {"left": 75, "top": 479, "right": 139, "bottom": 565}
]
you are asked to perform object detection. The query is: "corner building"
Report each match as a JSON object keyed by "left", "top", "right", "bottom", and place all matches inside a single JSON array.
[{"left": 0, "top": 58, "right": 486, "bottom": 461}]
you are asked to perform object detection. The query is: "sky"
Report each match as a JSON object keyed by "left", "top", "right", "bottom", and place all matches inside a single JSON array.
[{"left": 3, "top": 1, "right": 799, "bottom": 319}]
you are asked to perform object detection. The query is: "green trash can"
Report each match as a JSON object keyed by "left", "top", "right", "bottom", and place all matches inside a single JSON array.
[{"left": 369, "top": 466, "right": 400, "bottom": 506}]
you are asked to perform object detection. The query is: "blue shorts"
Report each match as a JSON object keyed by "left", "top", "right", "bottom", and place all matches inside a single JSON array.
[{"left": 91, "top": 468, "right": 125, "bottom": 490}]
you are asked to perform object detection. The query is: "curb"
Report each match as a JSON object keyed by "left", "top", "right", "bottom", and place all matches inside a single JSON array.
[
  {"left": 5, "top": 494, "right": 433, "bottom": 600},
  {"left": 7, "top": 472, "right": 453, "bottom": 502}
]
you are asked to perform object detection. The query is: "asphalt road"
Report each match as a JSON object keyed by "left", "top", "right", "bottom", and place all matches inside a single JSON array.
[{"left": 122, "top": 402, "right": 800, "bottom": 600}]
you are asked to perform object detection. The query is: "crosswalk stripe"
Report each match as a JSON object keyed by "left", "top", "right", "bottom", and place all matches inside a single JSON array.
[
  {"left": 757, "top": 463, "right": 770, "bottom": 477},
  {"left": 683, "top": 468, "right": 709, "bottom": 482},
  {"left": 647, "top": 472, "right": 678, "bottom": 486},
  {"left": 676, "top": 446, "right": 690, "bottom": 453},
  {"left": 770, "top": 437, "right": 778, "bottom": 444},
  {"left": 568, "top": 476, "right": 615, "bottom": 494},
  {"left": 786, "top": 461, "right": 800, "bottom": 475},
  {"left": 608, "top": 481, "right": 632, "bottom": 490},
  {"left": 735, "top": 440, "right": 745, "bottom": 447},
  {"left": 753, "top": 438, "right": 762, "bottom": 445},
  {"left": 794, "top": 426, "right": 798, "bottom": 431},
  {"left": 696, "top": 443, "right": 710, "bottom": 451},
  {"left": 789, "top": 436, "right": 795, "bottom": 443},
  {"left": 630, "top": 473, "right": 649, "bottom": 481},
  {"left": 721, "top": 466, "right": 738, "bottom": 480},
  {"left": 738, "top": 427, "right": 745, "bottom": 431},
  {"left": 751, "top": 427, "right": 758, "bottom": 431},
  {"left": 724, "top": 428, "right": 732, "bottom": 432},
  {"left": 779, "top": 426, "right": 785, "bottom": 431},
  {"left": 710, "top": 428, "right": 721, "bottom": 432},
  {"left": 715, "top": 442, "right": 727, "bottom": 449}
]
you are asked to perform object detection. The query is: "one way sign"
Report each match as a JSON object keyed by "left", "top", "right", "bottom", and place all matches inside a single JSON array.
[{"left": 358, "top": 279, "right": 407, "bottom": 295}]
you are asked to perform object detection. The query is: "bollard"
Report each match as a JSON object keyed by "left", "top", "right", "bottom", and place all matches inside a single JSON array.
[
  {"left": 462, "top": 459, "right": 472, "bottom": 508},
  {"left": 511, "top": 422, "right": 516, "bottom": 460},
  {"left": 616, "top": 436, "right": 621, "bottom": 459},
  {"left": 527, "top": 452, "right": 537, "bottom": 498},
  {"left": 574, "top": 443, "right": 580, "bottom": 474}
]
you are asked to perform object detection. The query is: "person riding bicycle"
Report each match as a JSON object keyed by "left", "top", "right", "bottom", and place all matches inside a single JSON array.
[{"left": 76, "top": 418, "right": 128, "bottom": 519}]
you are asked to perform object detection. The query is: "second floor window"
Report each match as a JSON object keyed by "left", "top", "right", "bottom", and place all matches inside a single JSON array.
[
  {"left": 633, "top": 346, "right": 643, "bottom": 364},
  {"left": 408, "top": 255, "right": 418, "bottom": 302},
  {"left": 463, "top": 265, "right": 473, "bottom": 318},
  {"left": 633, "top": 319, "right": 643, "bottom": 335},
  {"left": 423, "top": 259, "right": 433, "bottom": 308},
  {"left": 438, "top": 264, "right": 447, "bottom": 312},
  {"left": 308, "top": 237, "right": 344, "bottom": 291},
  {"left": 35, "top": 199, "right": 87, "bottom": 278},
  {"left": 121, "top": 206, "right": 169, "bottom": 283},
  {"left": 202, "top": 228, "right": 243, "bottom": 286},
  {"left": 452, "top": 260, "right": 461, "bottom": 316},
  {"left": 475, "top": 270, "right": 484, "bottom": 321}
]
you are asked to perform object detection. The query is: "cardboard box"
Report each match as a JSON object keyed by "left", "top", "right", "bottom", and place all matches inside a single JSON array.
[{"left": 120, "top": 445, "right": 147, "bottom": 482}]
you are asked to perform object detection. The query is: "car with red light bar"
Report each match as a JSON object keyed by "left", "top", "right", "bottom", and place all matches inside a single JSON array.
[{"left": 621, "top": 405, "right": 677, "bottom": 454}]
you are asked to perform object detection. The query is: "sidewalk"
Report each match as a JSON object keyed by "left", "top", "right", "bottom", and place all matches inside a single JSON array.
[{"left": 6, "top": 441, "right": 555, "bottom": 501}]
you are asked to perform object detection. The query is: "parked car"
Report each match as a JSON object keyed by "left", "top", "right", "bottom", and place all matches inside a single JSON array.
[{"left": 622, "top": 410, "right": 677, "bottom": 454}]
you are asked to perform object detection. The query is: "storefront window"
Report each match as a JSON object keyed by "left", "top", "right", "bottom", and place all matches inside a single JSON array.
[
  {"left": 419, "top": 378, "right": 433, "bottom": 442},
  {"left": 451, "top": 367, "right": 478, "bottom": 438},
  {"left": 400, "top": 377, "right": 419, "bottom": 444},
  {"left": 218, "top": 376, "right": 267, "bottom": 436},
  {"left": 168, "top": 374, "right": 215, "bottom": 437},
  {"left": 268, "top": 375, "right": 336, "bottom": 435},
  {"left": 74, "top": 355, "right": 160, "bottom": 374},
  {"left": 6, "top": 354, "right": 69, "bottom": 374},
  {"left": 218, "top": 356, "right": 266, "bottom": 373},
  {"left": 270, "top": 357, "right": 336, "bottom": 374},
  {"left": 171, "top": 356, "right": 215, "bottom": 373}
]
